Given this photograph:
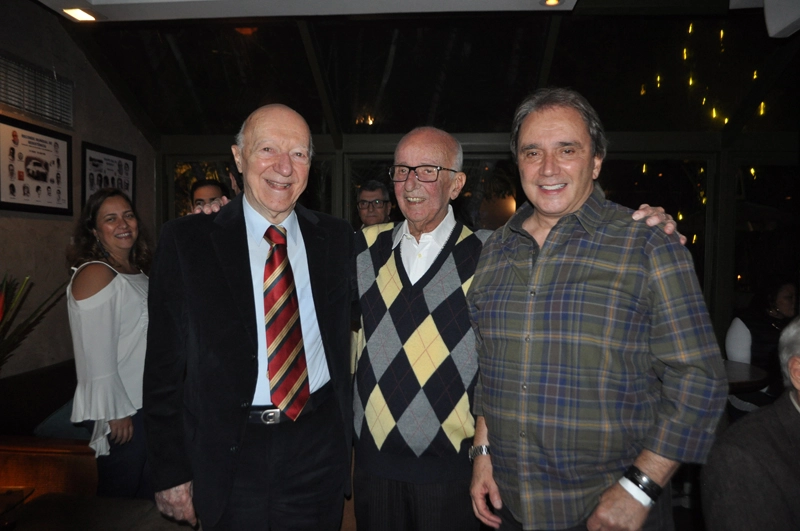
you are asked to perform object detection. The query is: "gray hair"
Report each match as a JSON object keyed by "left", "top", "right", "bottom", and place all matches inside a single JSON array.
[
  {"left": 234, "top": 106, "right": 315, "bottom": 160},
  {"left": 779, "top": 316, "right": 800, "bottom": 387},
  {"left": 510, "top": 87, "right": 608, "bottom": 159},
  {"left": 398, "top": 126, "right": 463, "bottom": 172},
  {"left": 360, "top": 179, "right": 390, "bottom": 201}
]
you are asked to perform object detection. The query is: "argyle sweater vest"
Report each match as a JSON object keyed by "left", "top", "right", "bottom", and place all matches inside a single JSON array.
[{"left": 354, "top": 222, "right": 486, "bottom": 483}]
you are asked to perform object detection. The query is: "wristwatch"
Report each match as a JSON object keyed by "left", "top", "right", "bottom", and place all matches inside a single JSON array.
[{"left": 469, "top": 445, "right": 491, "bottom": 462}]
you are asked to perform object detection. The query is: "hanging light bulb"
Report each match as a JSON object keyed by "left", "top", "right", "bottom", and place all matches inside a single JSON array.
[{"left": 759, "top": 102, "right": 765, "bottom": 115}]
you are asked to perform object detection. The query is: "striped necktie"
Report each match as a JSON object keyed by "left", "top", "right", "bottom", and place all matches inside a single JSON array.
[{"left": 263, "top": 225, "right": 309, "bottom": 420}]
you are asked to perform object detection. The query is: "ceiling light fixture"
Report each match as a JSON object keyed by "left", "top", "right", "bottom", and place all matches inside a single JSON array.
[
  {"left": 63, "top": 8, "right": 95, "bottom": 21},
  {"left": 540, "top": 0, "right": 561, "bottom": 6}
]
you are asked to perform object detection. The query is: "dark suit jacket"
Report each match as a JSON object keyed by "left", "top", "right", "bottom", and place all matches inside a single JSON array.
[
  {"left": 143, "top": 195, "right": 355, "bottom": 525},
  {"left": 702, "top": 390, "right": 800, "bottom": 531}
]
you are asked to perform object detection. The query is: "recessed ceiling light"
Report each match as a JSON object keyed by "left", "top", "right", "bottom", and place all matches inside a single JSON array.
[
  {"left": 63, "top": 8, "right": 95, "bottom": 21},
  {"left": 541, "top": 0, "right": 562, "bottom": 6}
]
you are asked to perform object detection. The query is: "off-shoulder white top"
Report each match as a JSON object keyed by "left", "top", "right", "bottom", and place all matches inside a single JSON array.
[{"left": 68, "top": 261, "right": 148, "bottom": 456}]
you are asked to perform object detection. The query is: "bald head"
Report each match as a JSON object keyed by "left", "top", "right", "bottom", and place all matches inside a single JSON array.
[
  {"left": 392, "top": 126, "right": 466, "bottom": 240},
  {"left": 395, "top": 127, "right": 463, "bottom": 172},
  {"left": 231, "top": 104, "right": 313, "bottom": 224}
]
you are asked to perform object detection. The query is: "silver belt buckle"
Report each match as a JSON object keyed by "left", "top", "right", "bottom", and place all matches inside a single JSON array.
[{"left": 259, "top": 408, "right": 281, "bottom": 425}]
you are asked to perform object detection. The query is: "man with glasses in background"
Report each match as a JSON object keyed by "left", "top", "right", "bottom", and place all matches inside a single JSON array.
[{"left": 356, "top": 179, "right": 393, "bottom": 227}]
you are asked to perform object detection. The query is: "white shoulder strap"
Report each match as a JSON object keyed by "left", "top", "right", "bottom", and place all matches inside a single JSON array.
[{"left": 71, "top": 260, "right": 119, "bottom": 279}]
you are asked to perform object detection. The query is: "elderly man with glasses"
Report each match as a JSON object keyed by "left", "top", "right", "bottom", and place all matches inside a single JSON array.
[
  {"left": 356, "top": 179, "right": 393, "bottom": 227},
  {"left": 351, "top": 126, "right": 679, "bottom": 531}
]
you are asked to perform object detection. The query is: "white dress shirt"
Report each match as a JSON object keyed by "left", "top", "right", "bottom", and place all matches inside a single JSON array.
[
  {"left": 393, "top": 205, "right": 457, "bottom": 284},
  {"left": 243, "top": 197, "right": 330, "bottom": 406}
]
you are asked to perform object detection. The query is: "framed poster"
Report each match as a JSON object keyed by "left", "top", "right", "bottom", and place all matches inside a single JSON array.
[
  {"left": 0, "top": 115, "right": 73, "bottom": 215},
  {"left": 81, "top": 142, "right": 136, "bottom": 206}
]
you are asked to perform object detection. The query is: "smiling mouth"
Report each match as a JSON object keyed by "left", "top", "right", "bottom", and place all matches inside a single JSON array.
[
  {"left": 540, "top": 184, "right": 566, "bottom": 191},
  {"left": 404, "top": 197, "right": 425, "bottom": 203},
  {"left": 266, "top": 180, "right": 291, "bottom": 189},
  {"left": 116, "top": 232, "right": 132, "bottom": 238}
]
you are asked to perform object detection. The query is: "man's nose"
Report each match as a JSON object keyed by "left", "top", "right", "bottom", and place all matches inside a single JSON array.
[
  {"left": 273, "top": 152, "right": 293, "bottom": 176},
  {"left": 540, "top": 152, "right": 558, "bottom": 176}
]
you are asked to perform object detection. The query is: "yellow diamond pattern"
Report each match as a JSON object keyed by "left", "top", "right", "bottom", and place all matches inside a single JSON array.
[
  {"left": 365, "top": 386, "right": 396, "bottom": 450},
  {"left": 377, "top": 257, "right": 403, "bottom": 309},
  {"left": 443, "top": 393, "right": 476, "bottom": 451},
  {"left": 456, "top": 224, "right": 471, "bottom": 245},
  {"left": 404, "top": 315, "right": 449, "bottom": 386}
]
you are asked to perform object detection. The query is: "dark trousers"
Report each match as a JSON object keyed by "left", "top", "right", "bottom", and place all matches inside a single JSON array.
[
  {"left": 205, "top": 394, "right": 348, "bottom": 531},
  {"left": 497, "top": 487, "right": 673, "bottom": 531},
  {"left": 353, "top": 466, "right": 482, "bottom": 531},
  {"left": 87, "top": 410, "right": 153, "bottom": 500}
]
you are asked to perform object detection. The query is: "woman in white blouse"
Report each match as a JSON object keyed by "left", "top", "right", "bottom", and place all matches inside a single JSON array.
[{"left": 66, "top": 188, "right": 153, "bottom": 498}]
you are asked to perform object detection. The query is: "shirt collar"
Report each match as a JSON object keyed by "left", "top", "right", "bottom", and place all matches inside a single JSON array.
[
  {"left": 243, "top": 195, "right": 299, "bottom": 246},
  {"left": 392, "top": 204, "right": 456, "bottom": 249},
  {"left": 500, "top": 182, "right": 606, "bottom": 242}
]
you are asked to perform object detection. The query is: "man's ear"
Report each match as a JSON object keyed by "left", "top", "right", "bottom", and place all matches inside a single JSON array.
[
  {"left": 231, "top": 145, "right": 242, "bottom": 173},
  {"left": 449, "top": 171, "right": 467, "bottom": 200},
  {"left": 788, "top": 356, "right": 800, "bottom": 392}
]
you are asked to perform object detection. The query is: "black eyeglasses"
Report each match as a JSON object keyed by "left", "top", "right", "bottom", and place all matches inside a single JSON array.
[
  {"left": 357, "top": 199, "right": 388, "bottom": 210},
  {"left": 388, "top": 165, "right": 458, "bottom": 183}
]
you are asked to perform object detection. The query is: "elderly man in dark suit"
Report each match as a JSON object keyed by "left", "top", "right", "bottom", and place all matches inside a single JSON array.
[
  {"left": 143, "top": 104, "right": 355, "bottom": 530},
  {"left": 702, "top": 314, "right": 800, "bottom": 531}
]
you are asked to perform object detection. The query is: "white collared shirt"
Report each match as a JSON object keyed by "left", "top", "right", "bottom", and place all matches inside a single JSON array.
[
  {"left": 243, "top": 197, "right": 330, "bottom": 406},
  {"left": 392, "top": 205, "right": 457, "bottom": 284}
]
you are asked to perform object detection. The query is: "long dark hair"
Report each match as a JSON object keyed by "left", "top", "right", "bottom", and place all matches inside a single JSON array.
[{"left": 66, "top": 188, "right": 152, "bottom": 274}]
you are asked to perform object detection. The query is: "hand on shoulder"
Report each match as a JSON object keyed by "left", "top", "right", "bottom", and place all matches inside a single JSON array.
[{"left": 71, "top": 263, "right": 117, "bottom": 301}]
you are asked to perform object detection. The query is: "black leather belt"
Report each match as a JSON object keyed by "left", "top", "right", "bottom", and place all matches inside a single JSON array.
[{"left": 248, "top": 381, "right": 333, "bottom": 425}]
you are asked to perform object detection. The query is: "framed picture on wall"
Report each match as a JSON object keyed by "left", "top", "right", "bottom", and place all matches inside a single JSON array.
[
  {"left": 81, "top": 142, "right": 136, "bottom": 206},
  {"left": 0, "top": 115, "right": 73, "bottom": 216}
]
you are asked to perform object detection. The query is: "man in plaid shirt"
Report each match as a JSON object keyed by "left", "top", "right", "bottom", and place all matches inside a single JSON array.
[{"left": 468, "top": 88, "right": 727, "bottom": 531}]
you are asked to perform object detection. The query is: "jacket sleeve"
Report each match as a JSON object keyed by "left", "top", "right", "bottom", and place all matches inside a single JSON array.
[{"left": 142, "top": 222, "right": 193, "bottom": 492}]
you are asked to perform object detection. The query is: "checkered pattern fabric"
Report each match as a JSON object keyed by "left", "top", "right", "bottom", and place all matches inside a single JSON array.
[{"left": 354, "top": 222, "right": 487, "bottom": 482}]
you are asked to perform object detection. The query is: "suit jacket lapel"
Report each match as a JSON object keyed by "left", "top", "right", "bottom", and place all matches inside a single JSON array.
[
  {"left": 295, "top": 204, "right": 328, "bottom": 317},
  {"left": 211, "top": 195, "right": 258, "bottom": 352}
]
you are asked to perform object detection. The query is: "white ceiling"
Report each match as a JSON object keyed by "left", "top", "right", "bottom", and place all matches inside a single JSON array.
[
  {"left": 35, "top": 0, "right": 578, "bottom": 22},
  {"left": 34, "top": 0, "right": 799, "bottom": 37}
]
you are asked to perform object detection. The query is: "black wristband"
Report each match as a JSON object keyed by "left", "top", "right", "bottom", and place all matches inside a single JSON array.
[{"left": 623, "top": 466, "right": 662, "bottom": 502}]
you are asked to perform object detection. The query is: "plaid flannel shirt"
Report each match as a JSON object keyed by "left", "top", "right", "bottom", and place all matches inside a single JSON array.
[{"left": 468, "top": 187, "right": 727, "bottom": 529}]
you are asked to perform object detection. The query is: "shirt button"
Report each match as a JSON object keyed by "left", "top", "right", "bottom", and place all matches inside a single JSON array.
[
  {"left": 230, "top": 445, "right": 239, "bottom": 453},
  {"left": 530, "top": 289, "right": 535, "bottom": 296},
  {"left": 241, "top": 401, "right": 250, "bottom": 409},
  {"left": 520, "top": 431, "right": 526, "bottom": 438},
  {"left": 521, "top": 384, "right": 527, "bottom": 391},
  {"left": 525, "top": 336, "right": 530, "bottom": 342}
]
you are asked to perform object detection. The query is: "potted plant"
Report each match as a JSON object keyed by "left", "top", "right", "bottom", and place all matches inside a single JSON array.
[{"left": 0, "top": 273, "right": 66, "bottom": 373}]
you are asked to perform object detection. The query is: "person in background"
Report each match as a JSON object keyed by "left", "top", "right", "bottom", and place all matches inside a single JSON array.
[
  {"left": 189, "top": 178, "right": 228, "bottom": 211},
  {"left": 702, "top": 315, "right": 800, "bottom": 530},
  {"left": 66, "top": 187, "right": 153, "bottom": 499},
  {"left": 725, "top": 279, "right": 797, "bottom": 420},
  {"left": 469, "top": 88, "right": 726, "bottom": 531},
  {"left": 356, "top": 179, "right": 392, "bottom": 227}
]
